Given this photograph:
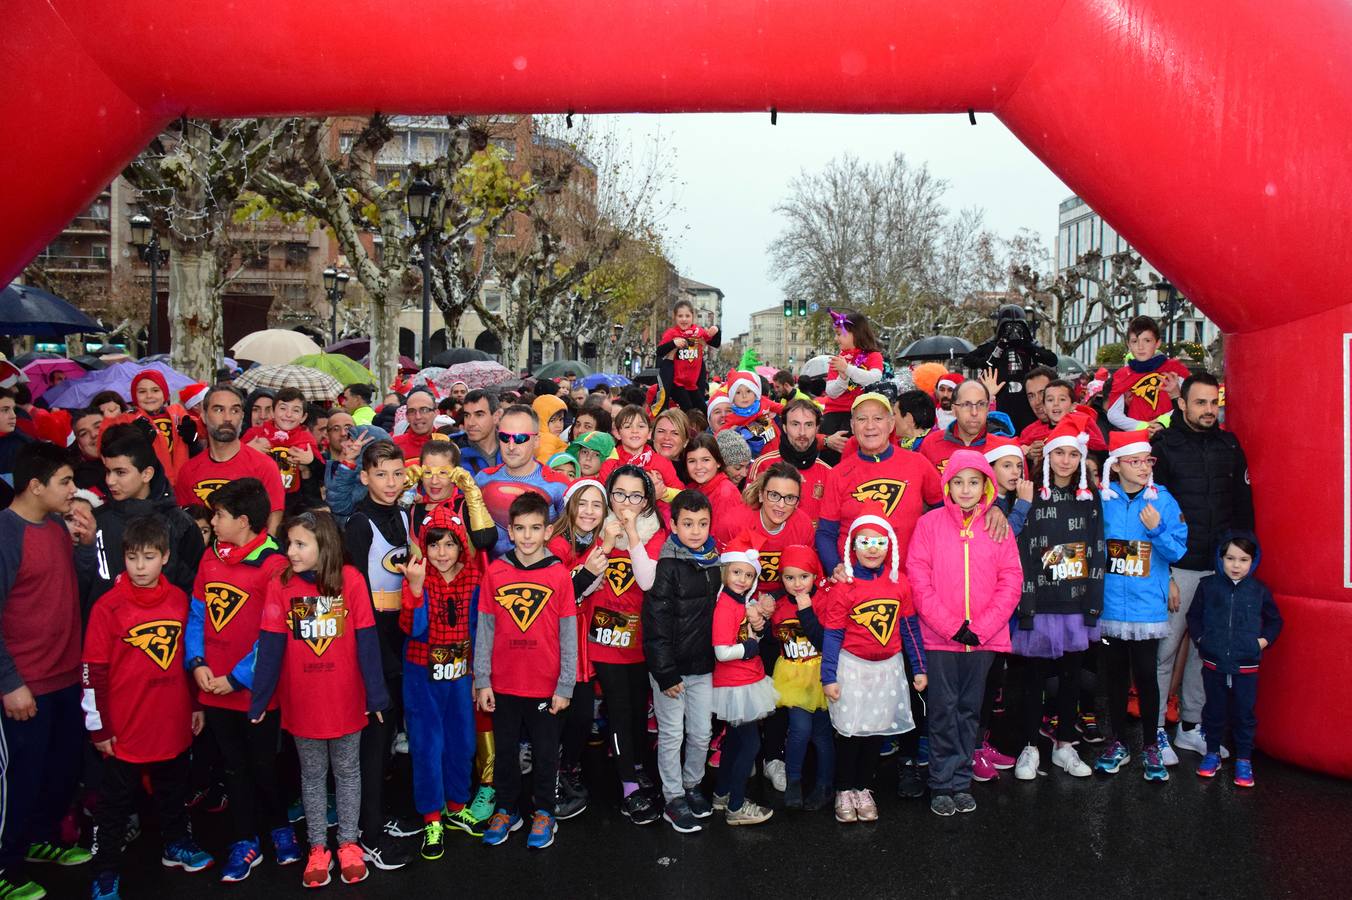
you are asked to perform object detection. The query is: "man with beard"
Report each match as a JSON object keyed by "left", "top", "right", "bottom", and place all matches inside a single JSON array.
[
  {"left": 749, "top": 399, "right": 831, "bottom": 528},
  {"left": 174, "top": 385, "right": 285, "bottom": 534}
]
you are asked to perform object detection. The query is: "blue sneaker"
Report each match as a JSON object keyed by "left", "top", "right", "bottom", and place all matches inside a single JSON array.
[
  {"left": 219, "top": 839, "right": 262, "bottom": 883},
  {"left": 1233, "top": 758, "right": 1255, "bottom": 788},
  {"left": 917, "top": 735, "right": 930, "bottom": 766},
  {"left": 1197, "top": 752, "right": 1222, "bottom": 779},
  {"left": 525, "top": 810, "right": 556, "bottom": 850},
  {"left": 1142, "top": 745, "right": 1170, "bottom": 782},
  {"left": 91, "top": 872, "right": 120, "bottom": 899},
  {"left": 271, "top": 825, "right": 301, "bottom": 866},
  {"left": 161, "top": 839, "right": 214, "bottom": 872},
  {"left": 1094, "top": 740, "right": 1130, "bottom": 774},
  {"left": 878, "top": 737, "right": 898, "bottom": 758},
  {"left": 481, "top": 810, "right": 521, "bottom": 846},
  {"left": 286, "top": 798, "right": 304, "bottom": 823}
]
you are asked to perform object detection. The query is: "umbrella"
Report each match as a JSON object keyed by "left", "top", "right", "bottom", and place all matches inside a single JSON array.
[
  {"left": 11, "top": 351, "right": 63, "bottom": 367},
  {"left": 0, "top": 360, "right": 24, "bottom": 390},
  {"left": 361, "top": 354, "right": 418, "bottom": 373},
  {"left": 231, "top": 329, "right": 322, "bottom": 366},
  {"left": 324, "top": 337, "right": 369, "bottom": 360},
  {"left": 431, "top": 347, "right": 491, "bottom": 367},
  {"left": 578, "top": 372, "right": 631, "bottom": 390},
  {"left": 432, "top": 360, "right": 514, "bottom": 391},
  {"left": 800, "top": 354, "right": 833, "bottom": 378},
  {"left": 73, "top": 355, "right": 108, "bottom": 371},
  {"left": 896, "top": 335, "right": 976, "bottom": 362},
  {"left": 234, "top": 364, "right": 343, "bottom": 402},
  {"left": 21, "top": 359, "right": 87, "bottom": 400},
  {"left": 754, "top": 365, "right": 780, "bottom": 381},
  {"left": 1057, "top": 354, "right": 1088, "bottom": 377},
  {"left": 533, "top": 360, "right": 594, "bottom": 380},
  {"left": 42, "top": 361, "right": 197, "bottom": 409},
  {"left": 291, "top": 352, "right": 377, "bottom": 386},
  {"left": 411, "top": 367, "right": 447, "bottom": 389},
  {"left": 0, "top": 283, "right": 101, "bottom": 336}
]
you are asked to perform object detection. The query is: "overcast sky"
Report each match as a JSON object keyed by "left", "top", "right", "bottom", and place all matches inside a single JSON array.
[{"left": 599, "top": 112, "right": 1071, "bottom": 336}]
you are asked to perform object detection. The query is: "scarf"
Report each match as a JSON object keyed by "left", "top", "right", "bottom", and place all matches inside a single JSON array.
[
  {"left": 121, "top": 573, "right": 171, "bottom": 607},
  {"left": 607, "top": 509, "right": 661, "bottom": 550},
  {"left": 660, "top": 533, "right": 721, "bottom": 568},
  {"left": 1127, "top": 354, "right": 1168, "bottom": 374},
  {"left": 777, "top": 438, "right": 819, "bottom": 470},
  {"left": 214, "top": 530, "right": 272, "bottom": 565}
]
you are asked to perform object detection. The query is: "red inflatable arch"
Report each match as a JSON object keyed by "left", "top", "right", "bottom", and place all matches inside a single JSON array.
[{"left": 3, "top": 0, "right": 1351, "bottom": 775}]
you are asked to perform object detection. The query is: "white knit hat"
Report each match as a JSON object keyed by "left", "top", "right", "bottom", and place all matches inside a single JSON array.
[
  {"left": 844, "top": 513, "right": 900, "bottom": 582},
  {"left": 1099, "top": 431, "right": 1158, "bottom": 501},
  {"left": 1040, "top": 412, "right": 1094, "bottom": 501}
]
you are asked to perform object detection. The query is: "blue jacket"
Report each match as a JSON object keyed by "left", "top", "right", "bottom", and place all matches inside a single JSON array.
[
  {"left": 1100, "top": 482, "right": 1188, "bottom": 625},
  {"left": 1186, "top": 531, "right": 1282, "bottom": 675}
]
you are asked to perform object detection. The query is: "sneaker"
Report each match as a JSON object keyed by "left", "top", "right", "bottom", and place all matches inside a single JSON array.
[
  {"left": 1014, "top": 745, "right": 1040, "bottom": 781},
  {"left": 896, "top": 760, "right": 925, "bottom": 799},
  {"left": 620, "top": 791, "right": 660, "bottom": 825},
  {"left": 1165, "top": 693, "right": 1180, "bottom": 725},
  {"left": 392, "top": 731, "right": 409, "bottom": 755},
  {"left": 953, "top": 792, "right": 977, "bottom": 814},
  {"left": 26, "top": 841, "right": 91, "bottom": 866},
  {"left": 1094, "top": 740, "right": 1130, "bottom": 775},
  {"left": 518, "top": 741, "right": 533, "bottom": 775},
  {"left": 684, "top": 789, "right": 713, "bottom": 818},
  {"left": 445, "top": 804, "right": 486, "bottom": 837},
  {"left": 287, "top": 798, "right": 305, "bottom": 824},
  {"left": 878, "top": 737, "right": 898, "bottom": 758},
  {"left": 1076, "top": 714, "right": 1105, "bottom": 744},
  {"left": 917, "top": 735, "right": 930, "bottom": 766},
  {"left": 194, "top": 783, "right": 227, "bottom": 814},
  {"left": 982, "top": 738, "right": 1016, "bottom": 770},
  {"left": 972, "top": 749, "right": 998, "bottom": 782},
  {"left": 526, "top": 811, "right": 557, "bottom": 849},
  {"left": 1175, "top": 725, "right": 1231, "bottom": 759},
  {"left": 930, "top": 794, "right": 956, "bottom": 817},
  {"left": 662, "top": 796, "right": 703, "bottom": 833},
  {"left": 636, "top": 767, "right": 657, "bottom": 794},
  {"left": 359, "top": 833, "right": 411, "bottom": 870},
  {"left": 1196, "top": 752, "right": 1222, "bottom": 778},
  {"left": 0, "top": 878, "right": 48, "bottom": 900},
  {"left": 382, "top": 815, "right": 422, "bottom": 838},
  {"left": 1127, "top": 686, "right": 1141, "bottom": 719},
  {"left": 420, "top": 821, "right": 444, "bottom": 860},
  {"left": 853, "top": 788, "right": 878, "bottom": 822},
  {"left": 1038, "top": 715, "right": 1059, "bottom": 741},
  {"left": 711, "top": 792, "right": 730, "bottom": 812},
  {"left": 560, "top": 767, "right": 588, "bottom": 803},
  {"left": 1051, "top": 743, "right": 1092, "bottom": 777},
  {"left": 763, "top": 758, "right": 787, "bottom": 792},
  {"left": 90, "top": 872, "right": 118, "bottom": 900},
  {"left": 467, "top": 785, "right": 496, "bottom": 824},
  {"left": 271, "top": 825, "right": 301, "bottom": 866},
  {"left": 1233, "top": 758, "right": 1255, "bottom": 788},
  {"left": 337, "top": 842, "right": 367, "bottom": 884},
  {"left": 219, "top": 839, "right": 263, "bottom": 883},
  {"left": 707, "top": 730, "right": 723, "bottom": 768},
  {"left": 481, "top": 810, "right": 522, "bottom": 846},
  {"left": 834, "top": 791, "right": 858, "bottom": 823},
  {"left": 803, "top": 783, "right": 831, "bottom": 811},
  {"left": 1143, "top": 745, "right": 1170, "bottom": 782},
  {"left": 554, "top": 781, "right": 587, "bottom": 821},
  {"left": 161, "top": 839, "right": 214, "bottom": 872},
  {"left": 725, "top": 799, "right": 773, "bottom": 826},
  {"left": 302, "top": 846, "right": 332, "bottom": 889},
  {"left": 784, "top": 779, "right": 804, "bottom": 809},
  {"left": 1157, "top": 728, "right": 1180, "bottom": 766}
]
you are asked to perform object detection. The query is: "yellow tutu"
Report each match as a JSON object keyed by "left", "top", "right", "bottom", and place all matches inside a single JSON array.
[{"left": 773, "top": 657, "right": 827, "bottom": 712}]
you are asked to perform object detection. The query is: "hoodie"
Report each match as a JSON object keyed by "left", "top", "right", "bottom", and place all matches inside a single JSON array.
[
  {"left": 532, "top": 394, "right": 570, "bottom": 464},
  {"left": 906, "top": 449, "right": 1023, "bottom": 653},
  {"left": 1186, "top": 531, "right": 1282, "bottom": 675},
  {"left": 1016, "top": 476, "right": 1105, "bottom": 628}
]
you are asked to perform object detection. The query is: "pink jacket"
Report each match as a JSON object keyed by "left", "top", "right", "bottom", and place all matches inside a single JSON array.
[{"left": 905, "top": 449, "right": 1023, "bottom": 653}]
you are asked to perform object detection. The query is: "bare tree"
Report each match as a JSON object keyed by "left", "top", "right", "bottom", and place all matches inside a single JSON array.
[{"left": 1010, "top": 248, "right": 1150, "bottom": 356}]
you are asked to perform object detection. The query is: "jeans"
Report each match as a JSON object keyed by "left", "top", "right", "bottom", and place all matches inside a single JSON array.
[
  {"left": 1201, "top": 668, "right": 1258, "bottom": 758},
  {"left": 1156, "top": 567, "right": 1207, "bottom": 726},
  {"left": 785, "top": 707, "right": 834, "bottom": 787},
  {"left": 0, "top": 684, "right": 82, "bottom": 881},
  {"left": 649, "top": 673, "right": 713, "bottom": 801}
]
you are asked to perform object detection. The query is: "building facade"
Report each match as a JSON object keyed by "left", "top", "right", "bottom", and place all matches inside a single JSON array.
[{"left": 745, "top": 305, "right": 817, "bottom": 374}]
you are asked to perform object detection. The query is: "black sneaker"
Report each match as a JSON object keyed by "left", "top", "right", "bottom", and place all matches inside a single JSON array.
[
  {"left": 897, "top": 760, "right": 925, "bottom": 799},
  {"left": 1076, "top": 714, "right": 1106, "bottom": 744},
  {"left": 620, "top": 791, "right": 660, "bottom": 825},
  {"left": 561, "top": 767, "right": 588, "bottom": 803},
  {"left": 382, "top": 816, "right": 422, "bottom": 838},
  {"left": 662, "top": 796, "right": 702, "bottom": 833},
  {"left": 784, "top": 779, "right": 804, "bottom": 810},
  {"left": 635, "top": 768, "right": 657, "bottom": 794},
  {"left": 684, "top": 789, "right": 713, "bottom": 819},
  {"left": 360, "top": 833, "right": 412, "bottom": 870},
  {"left": 554, "top": 773, "right": 587, "bottom": 821},
  {"left": 803, "top": 783, "right": 831, "bottom": 811}
]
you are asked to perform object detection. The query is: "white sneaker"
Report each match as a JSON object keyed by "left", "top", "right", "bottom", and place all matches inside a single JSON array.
[
  {"left": 1156, "top": 728, "right": 1180, "bottom": 766},
  {"left": 1014, "top": 745, "right": 1040, "bottom": 781},
  {"left": 1173, "top": 725, "right": 1230, "bottom": 758},
  {"left": 1051, "top": 743, "right": 1092, "bottom": 777},
  {"left": 763, "top": 759, "right": 787, "bottom": 792}
]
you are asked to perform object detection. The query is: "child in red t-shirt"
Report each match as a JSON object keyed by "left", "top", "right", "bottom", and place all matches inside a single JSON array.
[
  {"left": 249, "top": 511, "right": 390, "bottom": 888},
  {"left": 83, "top": 517, "right": 213, "bottom": 898},
  {"left": 657, "top": 298, "right": 720, "bottom": 412},
  {"left": 243, "top": 387, "right": 322, "bottom": 509}
]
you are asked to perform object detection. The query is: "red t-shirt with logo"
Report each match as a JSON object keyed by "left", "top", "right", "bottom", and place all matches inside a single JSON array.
[
  {"left": 660, "top": 325, "right": 712, "bottom": 389},
  {"left": 83, "top": 577, "right": 193, "bottom": 763},
  {"left": 586, "top": 528, "right": 667, "bottom": 665},
  {"left": 818, "top": 576, "right": 915, "bottom": 662},
  {"left": 748, "top": 450, "right": 832, "bottom": 528},
  {"left": 820, "top": 447, "right": 942, "bottom": 565},
  {"left": 547, "top": 536, "right": 593, "bottom": 683},
  {"left": 260, "top": 566, "right": 377, "bottom": 739},
  {"left": 480, "top": 556, "right": 576, "bottom": 698},
  {"left": 715, "top": 504, "right": 815, "bottom": 594},
  {"left": 822, "top": 350, "right": 885, "bottom": 415},
  {"left": 712, "top": 590, "right": 766, "bottom": 688},
  {"left": 175, "top": 444, "right": 285, "bottom": 512},
  {"left": 242, "top": 423, "right": 321, "bottom": 495},
  {"left": 193, "top": 541, "right": 289, "bottom": 711}
]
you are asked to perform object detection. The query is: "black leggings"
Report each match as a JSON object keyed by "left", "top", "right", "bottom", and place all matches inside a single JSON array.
[
  {"left": 977, "top": 653, "right": 1008, "bottom": 744},
  {"left": 560, "top": 679, "right": 594, "bottom": 771},
  {"left": 1103, "top": 637, "right": 1161, "bottom": 748},
  {"left": 1021, "top": 651, "right": 1084, "bottom": 745},
  {"left": 834, "top": 735, "right": 884, "bottom": 791},
  {"left": 760, "top": 708, "right": 788, "bottom": 761},
  {"left": 205, "top": 706, "right": 286, "bottom": 841},
  {"left": 593, "top": 661, "right": 651, "bottom": 784}
]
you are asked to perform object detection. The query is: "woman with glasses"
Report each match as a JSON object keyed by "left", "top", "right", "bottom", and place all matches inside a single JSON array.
[{"left": 716, "top": 462, "right": 814, "bottom": 597}]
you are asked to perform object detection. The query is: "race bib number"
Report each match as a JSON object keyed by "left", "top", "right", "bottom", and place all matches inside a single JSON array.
[
  {"left": 1041, "top": 542, "right": 1088, "bottom": 582},
  {"left": 291, "top": 595, "right": 346, "bottom": 642},
  {"left": 590, "top": 607, "right": 637, "bottom": 648},
  {"left": 1106, "top": 539, "right": 1152, "bottom": 577},
  {"left": 775, "top": 618, "right": 818, "bottom": 661},
  {"left": 677, "top": 346, "right": 699, "bottom": 361},
  {"left": 428, "top": 641, "right": 469, "bottom": 681}
]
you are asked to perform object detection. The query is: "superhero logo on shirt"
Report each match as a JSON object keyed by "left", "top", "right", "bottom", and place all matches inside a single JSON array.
[
  {"left": 151, "top": 415, "right": 175, "bottom": 450},
  {"left": 590, "top": 607, "right": 638, "bottom": 648},
  {"left": 382, "top": 545, "right": 412, "bottom": 575},
  {"left": 267, "top": 446, "right": 296, "bottom": 490},
  {"left": 775, "top": 618, "right": 817, "bottom": 660},
  {"left": 496, "top": 582, "right": 555, "bottom": 633},
  {"left": 123, "top": 620, "right": 183, "bottom": 671},
  {"left": 851, "top": 479, "right": 907, "bottom": 516},
  {"left": 1130, "top": 372, "right": 1165, "bottom": 408},
  {"left": 191, "top": 478, "right": 230, "bottom": 504},
  {"left": 849, "top": 598, "right": 900, "bottom": 646},
  {"left": 758, "top": 551, "right": 782, "bottom": 584},
  {"left": 204, "top": 582, "right": 248, "bottom": 632},
  {"left": 605, "top": 558, "right": 635, "bottom": 595}
]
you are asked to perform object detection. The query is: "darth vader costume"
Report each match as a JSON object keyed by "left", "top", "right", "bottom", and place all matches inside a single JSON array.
[{"left": 962, "top": 305, "right": 1058, "bottom": 433}]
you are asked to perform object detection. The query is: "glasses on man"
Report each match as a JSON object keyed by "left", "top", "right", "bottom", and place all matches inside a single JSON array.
[
  {"left": 407, "top": 406, "right": 435, "bottom": 416},
  {"left": 953, "top": 401, "right": 989, "bottom": 412},
  {"left": 764, "top": 489, "right": 800, "bottom": 506},
  {"left": 610, "top": 489, "right": 647, "bottom": 506},
  {"left": 498, "top": 431, "right": 535, "bottom": 445},
  {"left": 854, "top": 535, "right": 890, "bottom": 550}
]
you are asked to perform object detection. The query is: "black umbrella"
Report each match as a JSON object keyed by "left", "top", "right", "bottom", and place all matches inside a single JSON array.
[
  {"left": 10, "top": 350, "right": 63, "bottom": 367},
  {"left": 897, "top": 335, "right": 976, "bottom": 362},
  {"left": 72, "top": 354, "right": 108, "bottom": 371},
  {"left": 0, "top": 283, "right": 101, "bottom": 336},
  {"left": 533, "top": 360, "right": 594, "bottom": 379},
  {"left": 431, "top": 347, "right": 491, "bottom": 367}
]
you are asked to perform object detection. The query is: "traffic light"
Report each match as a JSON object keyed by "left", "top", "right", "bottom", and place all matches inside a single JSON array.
[
  {"left": 783, "top": 298, "right": 793, "bottom": 318},
  {"left": 797, "top": 299, "right": 808, "bottom": 317}
]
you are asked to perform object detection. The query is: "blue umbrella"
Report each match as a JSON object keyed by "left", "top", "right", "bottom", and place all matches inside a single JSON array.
[
  {"left": 579, "top": 372, "right": 631, "bottom": 390},
  {"left": 42, "top": 361, "right": 196, "bottom": 409},
  {"left": 0, "top": 282, "right": 100, "bottom": 336}
]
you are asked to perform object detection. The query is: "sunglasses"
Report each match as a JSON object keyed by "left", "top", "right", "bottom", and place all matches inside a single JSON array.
[
  {"left": 498, "top": 431, "right": 535, "bottom": 445},
  {"left": 854, "top": 535, "right": 890, "bottom": 550}
]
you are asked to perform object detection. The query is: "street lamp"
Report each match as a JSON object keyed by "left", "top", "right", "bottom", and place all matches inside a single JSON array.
[
  {"left": 129, "top": 213, "right": 168, "bottom": 356},
  {"left": 1152, "top": 279, "right": 1182, "bottom": 354},
  {"left": 406, "top": 176, "right": 438, "bottom": 368},
  {"left": 323, "top": 266, "right": 351, "bottom": 343}
]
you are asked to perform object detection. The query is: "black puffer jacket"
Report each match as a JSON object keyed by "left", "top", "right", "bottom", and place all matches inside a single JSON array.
[
  {"left": 642, "top": 539, "right": 720, "bottom": 691},
  {"left": 1151, "top": 413, "right": 1254, "bottom": 570}
]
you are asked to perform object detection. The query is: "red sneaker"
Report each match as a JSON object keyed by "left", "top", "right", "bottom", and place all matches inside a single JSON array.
[
  {"left": 302, "top": 846, "right": 332, "bottom": 889},
  {"left": 337, "top": 842, "right": 367, "bottom": 884}
]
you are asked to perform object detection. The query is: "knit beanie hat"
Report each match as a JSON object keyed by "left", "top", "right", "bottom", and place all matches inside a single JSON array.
[
  {"left": 715, "top": 429, "right": 753, "bottom": 468},
  {"left": 131, "top": 368, "right": 170, "bottom": 407},
  {"left": 779, "top": 543, "right": 824, "bottom": 581},
  {"left": 1041, "top": 411, "right": 1094, "bottom": 501},
  {"left": 1099, "top": 430, "right": 1157, "bottom": 500},
  {"left": 843, "top": 504, "right": 901, "bottom": 582}
]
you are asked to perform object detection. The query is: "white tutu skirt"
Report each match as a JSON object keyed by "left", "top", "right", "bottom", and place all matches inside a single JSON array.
[
  {"left": 712, "top": 677, "right": 779, "bottom": 727},
  {"left": 828, "top": 651, "right": 914, "bottom": 738},
  {"left": 1098, "top": 619, "right": 1171, "bottom": 641}
]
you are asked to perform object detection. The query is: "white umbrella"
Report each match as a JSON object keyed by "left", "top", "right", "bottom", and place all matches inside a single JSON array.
[
  {"left": 800, "top": 355, "right": 833, "bottom": 378},
  {"left": 231, "top": 329, "right": 322, "bottom": 367}
]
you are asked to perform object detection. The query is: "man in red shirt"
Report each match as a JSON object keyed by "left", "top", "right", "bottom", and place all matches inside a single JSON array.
[
  {"left": 919, "top": 381, "right": 1015, "bottom": 472},
  {"left": 393, "top": 388, "right": 440, "bottom": 461},
  {"left": 175, "top": 385, "right": 285, "bottom": 534}
]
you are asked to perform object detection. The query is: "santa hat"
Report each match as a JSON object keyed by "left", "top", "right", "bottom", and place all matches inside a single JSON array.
[
  {"left": 844, "top": 504, "right": 901, "bottom": 583},
  {"left": 563, "top": 478, "right": 607, "bottom": 506},
  {"left": 1100, "top": 431, "right": 1158, "bottom": 501},
  {"left": 707, "top": 389, "right": 731, "bottom": 418},
  {"left": 719, "top": 530, "right": 763, "bottom": 575},
  {"left": 130, "top": 368, "right": 169, "bottom": 403},
  {"left": 984, "top": 442, "right": 1026, "bottom": 469},
  {"left": 72, "top": 488, "right": 104, "bottom": 509},
  {"left": 178, "top": 382, "right": 208, "bottom": 409},
  {"left": 779, "top": 544, "right": 824, "bottom": 581},
  {"left": 725, "top": 371, "right": 762, "bottom": 403},
  {"left": 936, "top": 372, "right": 965, "bottom": 392},
  {"left": 1041, "top": 411, "right": 1095, "bottom": 501}
]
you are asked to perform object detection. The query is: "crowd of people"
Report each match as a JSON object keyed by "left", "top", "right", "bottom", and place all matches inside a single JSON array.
[{"left": 0, "top": 301, "right": 1279, "bottom": 899}]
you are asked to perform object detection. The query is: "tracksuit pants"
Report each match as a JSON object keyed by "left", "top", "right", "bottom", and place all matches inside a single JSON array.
[
  {"left": 492, "top": 694, "right": 561, "bottom": 816},
  {"left": 0, "top": 684, "right": 82, "bottom": 883},
  {"left": 403, "top": 662, "right": 475, "bottom": 816},
  {"left": 926, "top": 650, "right": 994, "bottom": 795},
  {"left": 93, "top": 752, "right": 191, "bottom": 876},
  {"left": 1201, "top": 668, "right": 1259, "bottom": 759},
  {"left": 649, "top": 673, "right": 713, "bottom": 802},
  {"left": 1156, "top": 567, "right": 1207, "bottom": 726}
]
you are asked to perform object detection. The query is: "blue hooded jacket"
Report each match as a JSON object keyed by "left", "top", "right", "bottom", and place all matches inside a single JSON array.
[
  {"left": 1185, "top": 531, "right": 1282, "bottom": 675},
  {"left": 1100, "top": 481, "right": 1188, "bottom": 626}
]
